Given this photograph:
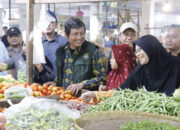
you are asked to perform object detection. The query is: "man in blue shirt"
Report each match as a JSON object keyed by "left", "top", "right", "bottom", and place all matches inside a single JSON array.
[
  {"left": 1, "top": 26, "right": 10, "bottom": 48},
  {"left": 42, "top": 10, "right": 67, "bottom": 77},
  {"left": 0, "top": 41, "right": 9, "bottom": 76}
]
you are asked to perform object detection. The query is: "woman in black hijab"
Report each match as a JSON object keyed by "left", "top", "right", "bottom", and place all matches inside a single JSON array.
[{"left": 121, "top": 35, "right": 180, "bottom": 96}]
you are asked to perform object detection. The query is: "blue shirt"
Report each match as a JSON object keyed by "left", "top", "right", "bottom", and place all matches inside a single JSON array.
[
  {"left": 42, "top": 34, "right": 67, "bottom": 77},
  {"left": 104, "top": 40, "right": 115, "bottom": 47},
  {"left": 0, "top": 41, "right": 9, "bottom": 76}
]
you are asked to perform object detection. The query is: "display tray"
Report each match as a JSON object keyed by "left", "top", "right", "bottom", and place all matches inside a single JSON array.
[{"left": 74, "top": 111, "right": 180, "bottom": 130}]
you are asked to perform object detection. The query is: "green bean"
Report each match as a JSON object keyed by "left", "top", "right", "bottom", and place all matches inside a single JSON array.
[{"left": 87, "top": 88, "right": 180, "bottom": 117}]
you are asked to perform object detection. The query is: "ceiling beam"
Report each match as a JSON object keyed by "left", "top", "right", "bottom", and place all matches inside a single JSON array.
[{"left": 15, "top": 0, "right": 147, "bottom": 4}]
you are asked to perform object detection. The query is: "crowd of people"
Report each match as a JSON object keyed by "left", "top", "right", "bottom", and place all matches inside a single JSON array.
[{"left": 0, "top": 10, "right": 180, "bottom": 100}]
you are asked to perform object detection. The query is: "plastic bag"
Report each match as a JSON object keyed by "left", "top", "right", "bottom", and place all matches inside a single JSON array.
[
  {"left": 32, "top": 5, "right": 57, "bottom": 64},
  {"left": 0, "top": 113, "right": 6, "bottom": 130},
  {"left": 4, "top": 97, "right": 80, "bottom": 130},
  {"left": 4, "top": 85, "right": 32, "bottom": 99}
]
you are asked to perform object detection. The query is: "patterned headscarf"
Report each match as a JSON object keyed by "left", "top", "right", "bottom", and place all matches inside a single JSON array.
[{"left": 107, "top": 44, "right": 137, "bottom": 90}]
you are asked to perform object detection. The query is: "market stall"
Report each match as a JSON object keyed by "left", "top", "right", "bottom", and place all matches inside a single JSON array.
[{"left": 0, "top": 77, "right": 180, "bottom": 129}]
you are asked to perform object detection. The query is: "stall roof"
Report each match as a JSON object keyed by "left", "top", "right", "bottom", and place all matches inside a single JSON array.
[{"left": 15, "top": 0, "right": 117, "bottom": 3}]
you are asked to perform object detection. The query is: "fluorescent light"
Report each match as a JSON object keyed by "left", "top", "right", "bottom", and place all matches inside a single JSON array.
[{"left": 162, "top": 1, "right": 171, "bottom": 12}]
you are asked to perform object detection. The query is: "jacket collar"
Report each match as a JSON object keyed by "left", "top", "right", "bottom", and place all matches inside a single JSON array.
[{"left": 42, "top": 32, "right": 59, "bottom": 42}]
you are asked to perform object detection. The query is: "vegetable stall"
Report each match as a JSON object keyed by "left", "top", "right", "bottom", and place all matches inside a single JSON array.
[{"left": 0, "top": 74, "right": 180, "bottom": 129}]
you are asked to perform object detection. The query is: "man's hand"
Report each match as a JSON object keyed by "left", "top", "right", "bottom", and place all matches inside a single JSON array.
[
  {"left": 99, "top": 85, "right": 108, "bottom": 91},
  {"left": 0, "top": 63, "right": 7, "bottom": 72},
  {"left": 33, "top": 64, "right": 43, "bottom": 72},
  {"left": 67, "top": 83, "right": 83, "bottom": 96},
  {"left": 80, "top": 91, "right": 96, "bottom": 103}
]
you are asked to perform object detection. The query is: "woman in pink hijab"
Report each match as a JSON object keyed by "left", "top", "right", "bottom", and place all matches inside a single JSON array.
[{"left": 81, "top": 44, "right": 137, "bottom": 103}]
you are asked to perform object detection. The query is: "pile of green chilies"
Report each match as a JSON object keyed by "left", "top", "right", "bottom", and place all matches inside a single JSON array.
[{"left": 88, "top": 88, "right": 180, "bottom": 117}]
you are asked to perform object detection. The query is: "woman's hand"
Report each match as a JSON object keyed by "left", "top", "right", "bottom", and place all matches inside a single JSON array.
[
  {"left": 80, "top": 91, "right": 96, "bottom": 103},
  {"left": 99, "top": 85, "right": 108, "bottom": 91}
]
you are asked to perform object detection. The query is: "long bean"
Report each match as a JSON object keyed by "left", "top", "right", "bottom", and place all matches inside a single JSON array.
[{"left": 87, "top": 88, "right": 180, "bottom": 117}]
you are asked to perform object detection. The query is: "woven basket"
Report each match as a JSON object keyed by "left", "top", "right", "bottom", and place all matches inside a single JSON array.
[{"left": 74, "top": 111, "right": 180, "bottom": 130}]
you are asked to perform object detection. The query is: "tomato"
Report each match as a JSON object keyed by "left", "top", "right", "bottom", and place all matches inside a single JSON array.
[
  {"left": 34, "top": 91, "right": 41, "bottom": 97},
  {"left": 0, "top": 108, "right": 3, "bottom": 112},
  {"left": 60, "top": 94, "right": 65, "bottom": 100},
  {"left": 43, "top": 84, "right": 48, "bottom": 89},
  {"left": 38, "top": 86, "right": 43, "bottom": 91},
  {"left": 23, "top": 83, "right": 29, "bottom": 88},
  {"left": 1, "top": 81, "right": 7, "bottom": 87},
  {"left": 59, "top": 89, "right": 64, "bottom": 93},
  {"left": 64, "top": 94, "right": 72, "bottom": 99},
  {"left": 31, "top": 83, "right": 38, "bottom": 91},
  {"left": 65, "top": 89, "right": 71, "bottom": 94},
  {"left": 47, "top": 86, "right": 53, "bottom": 90},
  {"left": 42, "top": 89, "right": 47, "bottom": 95},
  {"left": 52, "top": 87, "right": 58, "bottom": 92},
  {"left": 0, "top": 90, "right": 3, "bottom": 94},
  {"left": 33, "top": 86, "right": 38, "bottom": 91},
  {"left": 40, "top": 93, "right": 45, "bottom": 97},
  {"left": 13, "top": 82, "right": 19, "bottom": 85},
  {"left": 56, "top": 90, "right": 61, "bottom": 95},
  {"left": 1, "top": 87, "right": 7, "bottom": 92},
  {"left": 50, "top": 91, "right": 57, "bottom": 95},
  {"left": 47, "top": 90, "right": 52, "bottom": 95},
  {"left": 31, "top": 91, "right": 35, "bottom": 96},
  {"left": 49, "top": 85, "right": 54, "bottom": 88}
]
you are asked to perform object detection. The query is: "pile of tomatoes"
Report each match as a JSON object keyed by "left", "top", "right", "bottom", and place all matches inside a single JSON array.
[
  {"left": 30, "top": 83, "right": 79, "bottom": 101},
  {"left": 0, "top": 82, "right": 80, "bottom": 101}
]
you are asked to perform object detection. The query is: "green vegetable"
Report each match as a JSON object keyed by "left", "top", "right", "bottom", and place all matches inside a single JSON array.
[
  {"left": 88, "top": 88, "right": 180, "bottom": 117},
  {"left": 17, "top": 70, "right": 26, "bottom": 83},
  {"left": 118, "top": 120, "right": 180, "bottom": 130},
  {"left": 5, "top": 105, "right": 73, "bottom": 130},
  {"left": 0, "top": 75, "right": 18, "bottom": 84},
  {"left": 173, "top": 89, "right": 180, "bottom": 102},
  {"left": 4, "top": 87, "right": 28, "bottom": 99},
  {"left": 3, "top": 64, "right": 8, "bottom": 70}
]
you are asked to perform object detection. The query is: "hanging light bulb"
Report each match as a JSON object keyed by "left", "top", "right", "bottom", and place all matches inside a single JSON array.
[{"left": 162, "top": 1, "right": 171, "bottom": 12}]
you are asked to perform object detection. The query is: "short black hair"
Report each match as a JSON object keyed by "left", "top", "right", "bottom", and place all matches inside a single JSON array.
[
  {"left": 3, "top": 26, "right": 8, "bottom": 30},
  {"left": 64, "top": 17, "right": 86, "bottom": 37}
]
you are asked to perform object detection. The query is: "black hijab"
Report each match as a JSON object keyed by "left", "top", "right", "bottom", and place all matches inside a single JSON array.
[{"left": 121, "top": 35, "right": 180, "bottom": 96}]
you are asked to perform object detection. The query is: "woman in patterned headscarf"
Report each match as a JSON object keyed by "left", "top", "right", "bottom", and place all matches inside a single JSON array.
[{"left": 105, "top": 44, "right": 137, "bottom": 90}]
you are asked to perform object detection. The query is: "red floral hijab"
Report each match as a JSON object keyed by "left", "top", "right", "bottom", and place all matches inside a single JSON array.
[{"left": 107, "top": 44, "right": 137, "bottom": 90}]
